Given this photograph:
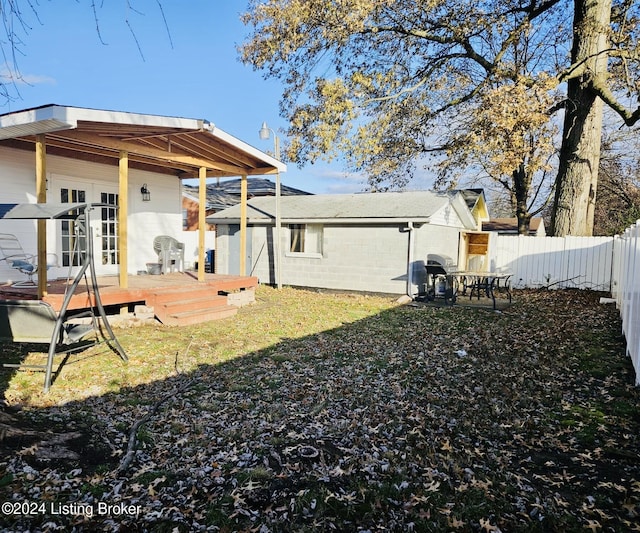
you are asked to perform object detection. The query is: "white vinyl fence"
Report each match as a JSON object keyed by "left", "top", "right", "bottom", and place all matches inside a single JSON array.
[
  {"left": 491, "top": 235, "right": 615, "bottom": 291},
  {"left": 491, "top": 230, "right": 639, "bottom": 385},
  {"left": 613, "top": 224, "right": 640, "bottom": 385}
]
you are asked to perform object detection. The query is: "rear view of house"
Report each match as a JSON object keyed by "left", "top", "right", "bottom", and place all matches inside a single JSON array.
[{"left": 0, "top": 104, "right": 285, "bottom": 292}]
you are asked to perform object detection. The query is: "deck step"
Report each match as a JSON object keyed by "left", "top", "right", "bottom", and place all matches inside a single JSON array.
[
  {"left": 213, "top": 276, "right": 259, "bottom": 293},
  {"left": 157, "top": 295, "right": 228, "bottom": 315},
  {"left": 147, "top": 288, "right": 238, "bottom": 326},
  {"left": 151, "top": 287, "right": 214, "bottom": 304},
  {"left": 161, "top": 306, "right": 238, "bottom": 326}
]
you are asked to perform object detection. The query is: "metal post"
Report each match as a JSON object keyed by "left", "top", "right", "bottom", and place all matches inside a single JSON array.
[
  {"left": 274, "top": 135, "right": 282, "bottom": 289},
  {"left": 259, "top": 122, "right": 282, "bottom": 289}
]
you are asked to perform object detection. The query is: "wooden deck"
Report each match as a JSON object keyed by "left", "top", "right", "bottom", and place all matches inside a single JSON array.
[{"left": 0, "top": 272, "right": 258, "bottom": 326}]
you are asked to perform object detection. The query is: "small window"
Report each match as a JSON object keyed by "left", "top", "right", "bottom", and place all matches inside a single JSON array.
[
  {"left": 290, "top": 224, "right": 305, "bottom": 253},
  {"left": 288, "top": 224, "right": 323, "bottom": 255}
]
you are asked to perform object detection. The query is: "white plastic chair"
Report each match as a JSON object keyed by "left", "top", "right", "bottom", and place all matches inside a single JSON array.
[{"left": 153, "top": 235, "right": 185, "bottom": 274}]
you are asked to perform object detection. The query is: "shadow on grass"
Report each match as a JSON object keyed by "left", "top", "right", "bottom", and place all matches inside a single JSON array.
[{"left": 1, "top": 288, "right": 639, "bottom": 532}]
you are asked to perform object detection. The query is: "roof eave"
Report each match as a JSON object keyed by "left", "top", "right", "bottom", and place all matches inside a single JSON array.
[
  {"left": 206, "top": 216, "right": 432, "bottom": 225},
  {"left": 0, "top": 105, "right": 77, "bottom": 140},
  {"left": 0, "top": 104, "right": 206, "bottom": 137},
  {"left": 0, "top": 105, "right": 286, "bottom": 175},
  {"left": 450, "top": 194, "right": 479, "bottom": 229},
  {"left": 210, "top": 127, "right": 287, "bottom": 173}
]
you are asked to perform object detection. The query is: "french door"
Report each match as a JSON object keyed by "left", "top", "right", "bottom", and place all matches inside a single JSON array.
[{"left": 54, "top": 178, "right": 120, "bottom": 276}]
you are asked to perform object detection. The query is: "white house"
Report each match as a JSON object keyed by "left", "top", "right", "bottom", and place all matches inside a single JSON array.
[
  {"left": 0, "top": 104, "right": 284, "bottom": 295},
  {"left": 207, "top": 190, "right": 489, "bottom": 295}
]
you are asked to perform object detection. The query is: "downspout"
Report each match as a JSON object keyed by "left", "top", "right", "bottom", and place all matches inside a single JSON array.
[{"left": 406, "top": 222, "right": 415, "bottom": 299}]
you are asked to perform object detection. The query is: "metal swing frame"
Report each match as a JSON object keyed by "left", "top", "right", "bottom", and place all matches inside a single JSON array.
[{"left": 0, "top": 202, "right": 128, "bottom": 392}]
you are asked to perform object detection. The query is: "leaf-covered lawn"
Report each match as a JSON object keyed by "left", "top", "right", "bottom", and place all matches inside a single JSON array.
[{"left": 1, "top": 287, "right": 639, "bottom": 532}]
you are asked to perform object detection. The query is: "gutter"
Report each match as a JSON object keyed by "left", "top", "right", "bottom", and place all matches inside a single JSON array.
[
  {"left": 206, "top": 216, "right": 432, "bottom": 226},
  {"left": 401, "top": 222, "right": 417, "bottom": 299}
]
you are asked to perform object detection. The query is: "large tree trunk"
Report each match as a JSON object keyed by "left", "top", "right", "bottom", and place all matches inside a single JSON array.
[
  {"left": 552, "top": 0, "right": 611, "bottom": 236},
  {"left": 513, "top": 163, "right": 532, "bottom": 235}
]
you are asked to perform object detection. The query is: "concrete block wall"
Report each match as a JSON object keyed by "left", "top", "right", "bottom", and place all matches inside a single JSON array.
[
  {"left": 215, "top": 225, "right": 232, "bottom": 276},
  {"left": 245, "top": 224, "right": 408, "bottom": 293},
  {"left": 219, "top": 223, "right": 465, "bottom": 295},
  {"left": 413, "top": 224, "right": 463, "bottom": 267},
  {"left": 312, "top": 225, "right": 408, "bottom": 293},
  {"left": 260, "top": 225, "right": 459, "bottom": 294}
]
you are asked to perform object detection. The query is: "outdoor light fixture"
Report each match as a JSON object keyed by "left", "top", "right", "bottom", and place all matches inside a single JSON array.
[
  {"left": 258, "top": 121, "right": 281, "bottom": 160},
  {"left": 140, "top": 183, "right": 151, "bottom": 202},
  {"left": 259, "top": 121, "right": 271, "bottom": 141}
]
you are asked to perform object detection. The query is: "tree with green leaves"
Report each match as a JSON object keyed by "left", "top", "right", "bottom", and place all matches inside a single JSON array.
[{"left": 241, "top": 0, "right": 640, "bottom": 235}]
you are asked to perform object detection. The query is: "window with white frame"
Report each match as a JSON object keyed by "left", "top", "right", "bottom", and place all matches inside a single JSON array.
[{"left": 288, "top": 224, "right": 323, "bottom": 255}]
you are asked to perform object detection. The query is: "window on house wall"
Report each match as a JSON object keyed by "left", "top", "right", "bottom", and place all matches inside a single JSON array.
[
  {"left": 288, "top": 224, "right": 323, "bottom": 255},
  {"left": 100, "top": 192, "right": 119, "bottom": 266},
  {"left": 290, "top": 224, "right": 305, "bottom": 252},
  {"left": 60, "top": 187, "right": 86, "bottom": 267}
]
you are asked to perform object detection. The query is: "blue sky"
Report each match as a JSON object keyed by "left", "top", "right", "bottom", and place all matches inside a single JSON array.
[{"left": 0, "top": 1, "right": 367, "bottom": 194}]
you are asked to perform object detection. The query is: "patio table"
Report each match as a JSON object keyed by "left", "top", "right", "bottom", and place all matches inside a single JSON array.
[{"left": 450, "top": 270, "right": 513, "bottom": 310}]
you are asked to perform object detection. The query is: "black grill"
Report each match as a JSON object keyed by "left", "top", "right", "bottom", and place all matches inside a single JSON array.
[
  {"left": 422, "top": 256, "right": 457, "bottom": 304},
  {"left": 425, "top": 262, "right": 448, "bottom": 276}
]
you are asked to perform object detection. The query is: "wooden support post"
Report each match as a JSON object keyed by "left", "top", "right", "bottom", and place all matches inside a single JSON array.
[
  {"left": 198, "top": 166, "right": 207, "bottom": 282},
  {"left": 35, "top": 135, "right": 47, "bottom": 298},
  {"left": 118, "top": 151, "right": 129, "bottom": 289},
  {"left": 240, "top": 175, "right": 247, "bottom": 276}
]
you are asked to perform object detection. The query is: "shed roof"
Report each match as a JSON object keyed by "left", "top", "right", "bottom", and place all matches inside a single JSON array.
[
  {"left": 207, "top": 190, "right": 477, "bottom": 227},
  {"left": 0, "top": 104, "right": 286, "bottom": 179},
  {"left": 482, "top": 217, "right": 546, "bottom": 235}
]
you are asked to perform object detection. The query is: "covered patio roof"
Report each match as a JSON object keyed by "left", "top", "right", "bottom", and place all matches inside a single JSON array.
[
  {"left": 0, "top": 104, "right": 285, "bottom": 296},
  {"left": 0, "top": 104, "right": 286, "bottom": 178}
]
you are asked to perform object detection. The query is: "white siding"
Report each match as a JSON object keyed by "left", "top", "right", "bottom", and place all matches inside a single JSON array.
[
  {"left": 179, "top": 230, "right": 216, "bottom": 270},
  {"left": 0, "top": 147, "right": 45, "bottom": 284},
  {"left": 429, "top": 203, "right": 465, "bottom": 227},
  {"left": 0, "top": 145, "right": 183, "bottom": 280}
]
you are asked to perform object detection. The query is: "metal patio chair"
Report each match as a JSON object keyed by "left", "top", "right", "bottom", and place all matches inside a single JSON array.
[{"left": 0, "top": 233, "right": 50, "bottom": 287}]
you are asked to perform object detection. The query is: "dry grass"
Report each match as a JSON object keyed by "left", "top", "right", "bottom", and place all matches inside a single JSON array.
[
  {"left": 1, "top": 286, "right": 395, "bottom": 406},
  {"left": 1, "top": 286, "right": 639, "bottom": 532}
]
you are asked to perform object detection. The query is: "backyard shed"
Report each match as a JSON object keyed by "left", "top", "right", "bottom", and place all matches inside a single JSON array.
[{"left": 207, "top": 190, "right": 483, "bottom": 295}]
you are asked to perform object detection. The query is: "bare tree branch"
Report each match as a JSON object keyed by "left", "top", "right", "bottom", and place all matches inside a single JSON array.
[{"left": 591, "top": 74, "right": 640, "bottom": 126}]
